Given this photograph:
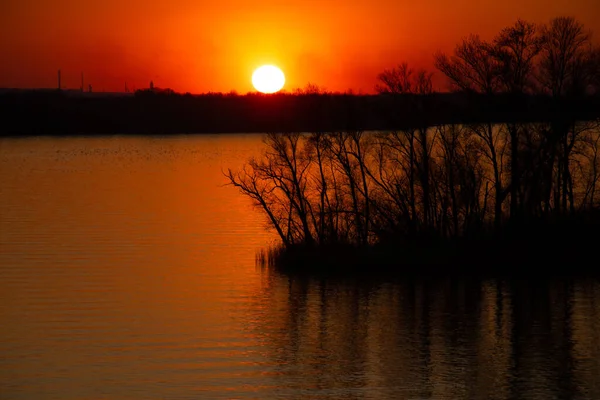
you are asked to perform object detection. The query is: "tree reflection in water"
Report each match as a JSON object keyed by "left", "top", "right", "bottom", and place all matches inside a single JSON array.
[{"left": 242, "top": 274, "right": 600, "bottom": 399}]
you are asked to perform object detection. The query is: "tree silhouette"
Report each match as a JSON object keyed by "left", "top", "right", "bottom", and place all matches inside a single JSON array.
[
  {"left": 434, "top": 35, "right": 501, "bottom": 94},
  {"left": 226, "top": 15, "right": 600, "bottom": 270}
]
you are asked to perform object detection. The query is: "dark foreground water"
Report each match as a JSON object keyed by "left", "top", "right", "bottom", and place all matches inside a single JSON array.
[{"left": 1, "top": 135, "right": 599, "bottom": 400}]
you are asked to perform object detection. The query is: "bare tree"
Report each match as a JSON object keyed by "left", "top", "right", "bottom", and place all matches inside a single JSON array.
[
  {"left": 226, "top": 163, "right": 291, "bottom": 248},
  {"left": 375, "top": 63, "right": 414, "bottom": 94},
  {"left": 435, "top": 36, "right": 508, "bottom": 228},
  {"left": 226, "top": 133, "right": 316, "bottom": 247},
  {"left": 536, "top": 16, "right": 597, "bottom": 215},
  {"left": 538, "top": 16, "right": 593, "bottom": 97},
  {"left": 576, "top": 120, "right": 600, "bottom": 207},
  {"left": 434, "top": 35, "right": 501, "bottom": 94},
  {"left": 493, "top": 19, "right": 542, "bottom": 94},
  {"left": 375, "top": 63, "right": 436, "bottom": 234},
  {"left": 492, "top": 19, "right": 543, "bottom": 219}
]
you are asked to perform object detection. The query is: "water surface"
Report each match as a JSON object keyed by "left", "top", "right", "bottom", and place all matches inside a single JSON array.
[{"left": 1, "top": 135, "right": 599, "bottom": 399}]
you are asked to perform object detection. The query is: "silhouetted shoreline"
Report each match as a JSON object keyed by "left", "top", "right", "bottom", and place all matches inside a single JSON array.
[
  {"left": 259, "top": 210, "right": 600, "bottom": 278},
  {"left": 1, "top": 89, "right": 599, "bottom": 136}
]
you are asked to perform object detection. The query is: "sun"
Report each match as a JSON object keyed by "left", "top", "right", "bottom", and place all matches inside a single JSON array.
[{"left": 252, "top": 65, "right": 285, "bottom": 94}]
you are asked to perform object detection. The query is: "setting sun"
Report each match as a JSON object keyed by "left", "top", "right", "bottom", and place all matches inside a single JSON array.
[{"left": 252, "top": 65, "right": 285, "bottom": 94}]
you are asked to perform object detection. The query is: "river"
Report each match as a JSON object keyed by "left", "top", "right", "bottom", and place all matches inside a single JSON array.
[{"left": 1, "top": 134, "right": 599, "bottom": 399}]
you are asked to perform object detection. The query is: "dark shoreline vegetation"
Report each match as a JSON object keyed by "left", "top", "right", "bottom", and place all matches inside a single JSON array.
[
  {"left": 256, "top": 211, "right": 600, "bottom": 278},
  {"left": 244, "top": 130, "right": 600, "bottom": 277},
  {"left": 232, "top": 16, "right": 600, "bottom": 276}
]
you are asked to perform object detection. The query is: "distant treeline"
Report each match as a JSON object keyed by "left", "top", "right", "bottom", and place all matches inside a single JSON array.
[{"left": 1, "top": 89, "right": 599, "bottom": 136}]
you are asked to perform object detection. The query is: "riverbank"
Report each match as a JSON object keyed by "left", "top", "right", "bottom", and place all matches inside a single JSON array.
[{"left": 258, "top": 211, "right": 600, "bottom": 279}]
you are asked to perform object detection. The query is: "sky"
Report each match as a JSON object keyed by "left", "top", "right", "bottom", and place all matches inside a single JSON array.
[{"left": 1, "top": 0, "right": 599, "bottom": 94}]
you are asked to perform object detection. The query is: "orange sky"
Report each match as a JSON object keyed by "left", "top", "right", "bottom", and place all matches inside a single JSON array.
[{"left": 1, "top": 0, "right": 599, "bottom": 93}]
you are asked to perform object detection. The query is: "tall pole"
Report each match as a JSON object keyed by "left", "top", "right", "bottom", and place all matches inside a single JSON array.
[
  {"left": 81, "top": 72, "right": 84, "bottom": 92},
  {"left": 58, "top": 69, "right": 61, "bottom": 90}
]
